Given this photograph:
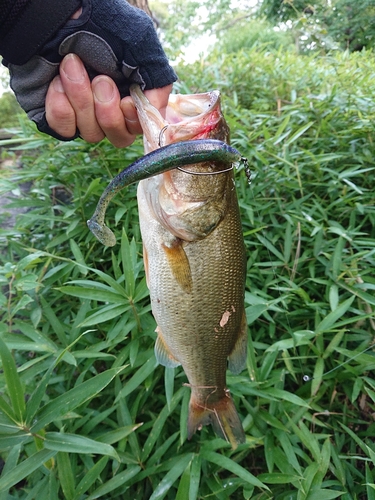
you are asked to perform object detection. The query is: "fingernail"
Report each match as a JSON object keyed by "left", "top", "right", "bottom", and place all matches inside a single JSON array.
[
  {"left": 62, "top": 54, "right": 85, "bottom": 82},
  {"left": 93, "top": 78, "right": 115, "bottom": 103},
  {"left": 53, "top": 76, "right": 65, "bottom": 93}
]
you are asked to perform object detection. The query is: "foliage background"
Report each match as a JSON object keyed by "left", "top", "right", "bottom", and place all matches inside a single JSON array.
[{"left": 1, "top": 1, "right": 375, "bottom": 498}]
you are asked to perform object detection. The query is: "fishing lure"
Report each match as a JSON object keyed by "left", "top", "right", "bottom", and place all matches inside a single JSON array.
[{"left": 87, "top": 139, "right": 248, "bottom": 247}]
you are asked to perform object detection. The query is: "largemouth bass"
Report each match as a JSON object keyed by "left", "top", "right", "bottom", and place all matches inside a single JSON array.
[{"left": 88, "top": 86, "right": 248, "bottom": 449}]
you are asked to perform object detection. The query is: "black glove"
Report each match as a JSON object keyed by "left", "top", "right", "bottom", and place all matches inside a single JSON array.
[{"left": 3, "top": 0, "right": 177, "bottom": 140}]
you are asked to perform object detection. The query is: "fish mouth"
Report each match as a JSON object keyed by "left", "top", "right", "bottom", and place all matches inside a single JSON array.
[
  {"left": 130, "top": 85, "right": 227, "bottom": 152},
  {"left": 87, "top": 86, "right": 237, "bottom": 247}
]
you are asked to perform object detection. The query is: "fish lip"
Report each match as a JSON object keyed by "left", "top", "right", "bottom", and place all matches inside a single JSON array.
[
  {"left": 166, "top": 90, "right": 220, "bottom": 122},
  {"left": 163, "top": 91, "right": 222, "bottom": 144},
  {"left": 132, "top": 86, "right": 223, "bottom": 151}
]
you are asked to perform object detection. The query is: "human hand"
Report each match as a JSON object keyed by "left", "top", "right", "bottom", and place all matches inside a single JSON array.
[
  {"left": 46, "top": 54, "right": 172, "bottom": 147},
  {"left": 4, "top": 0, "right": 177, "bottom": 142}
]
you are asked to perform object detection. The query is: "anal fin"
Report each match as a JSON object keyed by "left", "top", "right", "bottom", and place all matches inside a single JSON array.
[
  {"left": 155, "top": 327, "right": 181, "bottom": 368},
  {"left": 162, "top": 239, "right": 192, "bottom": 293},
  {"left": 228, "top": 311, "right": 248, "bottom": 375}
]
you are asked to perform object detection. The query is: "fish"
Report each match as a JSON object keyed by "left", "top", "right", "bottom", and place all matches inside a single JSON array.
[
  {"left": 87, "top": 139, "right": 245, "bottom": 247},
  {"left": 88, "top": 85, "right": 248, "bottom": 449}
]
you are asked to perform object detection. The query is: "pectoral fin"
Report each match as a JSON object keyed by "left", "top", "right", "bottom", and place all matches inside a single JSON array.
[
  {"left": 228, "top": 311, "right": 248, "bottom": 375},
  {"left": 155, "top": 327, "right": 181, "bottom": 368},
  {"left": 162, "top": 240, "right": 192, "bottom": 293}
]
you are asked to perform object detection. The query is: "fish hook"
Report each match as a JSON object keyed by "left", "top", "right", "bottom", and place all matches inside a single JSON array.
[
  {"left": 158, "top": 125, "right": 169, "bottom": 147},
  {"left": 176, "top": 165, "right": 234, "bottom": 175},
  {"left": 177, "top": 157, "right": 251, "bottom": 183}
]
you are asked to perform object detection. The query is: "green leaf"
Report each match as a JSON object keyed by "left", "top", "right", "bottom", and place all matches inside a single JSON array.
[
  {"left": 57, "top": 452, "right": 75, "bottom": 500},
  {"left": 189, "top": 454, "right": 201, "bottom": 500},
  {"left": 70, "top": 239, "right": 88, "bottom": 275},
  {"left": 200, "top": 450, "right": 268, "bottom": 490},
  {"left": 74, "top": 456, "right": 109, "bottom": 499},
  {"left": 339, "top": 422, "right": 368, "bottom": 456},
  {"left": 179, "top": 387, "right": 190, "bottom": 446},
  {"left": 142, "top": 387, "right": 185, "bottom": 462},
  {"left": 0, "top": 449, "right": 56, "bottom": 492},
  {"left": 322, "top": 330, "right": 345, "bottom": 360},
  {"left": 366, "top": 445, "right": 375, "bottom": 467},
  {"left": 246, "top": 304, "right": 268, "bottom": 325},
  {"left": 15, "top": 320, "right": 57, "bottom": 352},
  {"left": 87, "top": 465, "right": 141, "bottom": 499},
  {"left": 175, "top": 461, "right": 191, "bottom": 500},
  {"left": 256, "top": 234, "right": 285, "bottom": 261},
  {"left": 116, "top": 355, "right": 158, "bottom": 399},
  {"left": 315, "top": 296, "right": 355, "bottom": 334},
  {"left": 25, "top": 361, "right": 56, "bottom": 425},
  {"left": 80, "top": 304, "right": 131, "bottom": 326},
  {"left": 11, "top": 294, "right": 33, "bottom": 315},
  {"left": 149, "top": 454, "right": 194, "bottom": 500},
  {"left": 311, "top": 357, "right": 324, "bottom": 396},
  {"left": 45, "top": 432, "right": 119, "bottom": 460},
  {"left": 164, "top": 367, "right": 175, "bottom": 411},
  {"left": 306, "top": 489, "right": 345, "bottom": 500},
  {"left": 330, "top": 443, "right": 346, "bottom": 486},
  {"left": 30, "top": 366, "right": 125, "bottom": 433},
  {"left": 148, "top": 432, "right": 180, "bottom": 468},
  {"left": 258, "top": 410, "right": 289, "bottom": 432},
  {"left": 40, "top": 295, "right": 68, "bottom": 346},
  {"left": 96, "top": 424, "right": 143, "bottom": 444},
  {"left": 263, "top": 388, "right": 310, "bottom": 408},
  {"left": 276, "top": 431, "right": 303, "bottom": 476},
  {"left": 121, "top": 229, "right": 136, "bottom": 297},
  {"left": 302, "top": 462, "right": 320, "bottom": 498},
  {"left": 59, "top": 285, "right": 127, "bottom": 303},
  {"left": 366, "top": 462, "right": 375, "bottom": 500},
  {"left": 0, "top": 434, "right": 30, "bottom": 449},
  {"left": 0, "top": 394, "right": 16, "bottom": 422},
  {"left": 25, "top": 331, "right": 90, "bottom": 425},
  {"left": 0, "top": 444, "right": 21, "bottom": 500},
  {"left": 288, "top": 419, "right": 320, "bottom": 463},
  {"left": 257, "top": 473, "right": 302, "bottom": 484},
  {"left": 0, "top": 336, "right": 26, "bottom": 422},
  {"left": 284, "top": 121, "right": 314, "bottom": 146}
]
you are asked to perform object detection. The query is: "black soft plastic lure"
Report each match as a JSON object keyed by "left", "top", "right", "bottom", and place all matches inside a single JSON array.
[{"left": 87, "top": 139, "right": 248, "bottom": 247}]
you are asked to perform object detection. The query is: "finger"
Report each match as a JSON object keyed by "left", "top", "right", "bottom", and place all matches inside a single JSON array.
[
  {"left": 92, "top": 76, "right": 138, "bottom": 148},
  {"left": 60, "top": 54, "right": 105, "bottom": 143},
  {"left": 144, "top": 84, "right": 173, "bottom": 119},
  {"left": 45, "top": 76, "right": 77, "bottom": 138},
  {"left": 120, "top": 96, "right": 143, "bottom": 136}
]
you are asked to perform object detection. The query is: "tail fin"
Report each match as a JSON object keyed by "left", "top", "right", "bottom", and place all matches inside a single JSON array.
[{"left": 187, "top": 392, "right": 245, "bottom": 449}]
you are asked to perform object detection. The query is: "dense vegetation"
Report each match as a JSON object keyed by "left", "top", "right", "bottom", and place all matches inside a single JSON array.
[{"left": 1, "top": 44, "right": 375, "bottom": 498}]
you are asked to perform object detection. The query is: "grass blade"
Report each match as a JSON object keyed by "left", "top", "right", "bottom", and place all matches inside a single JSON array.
[
  {"left": 44, "top": 432, "right": 119, "bottom": 460},
  {"left": 0, "top": 337, "right": 26, "bottom": 422},
  {"left": 200, "top": 450, "right": 268, "bottom": 490},
  {"left": 57, "top": 452, "right": 75, "bottom": 500},
  {"left": 149, "top": 453, "right": 194, "bottom": 500},
  {"left": 87, "top": 465, "right": 141, "bottom": 499},
  {"left": 0, "top": 449, "right": 56, "bottom": 492},
  {"left": 74, "top": 456, "right": 109, "bottom": 499},
  {"left": 315, "top": 296, "right": 355, "bottom": 334},
  {"left": 30, "top": 367, "right": 125, "bottom": 433}
]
